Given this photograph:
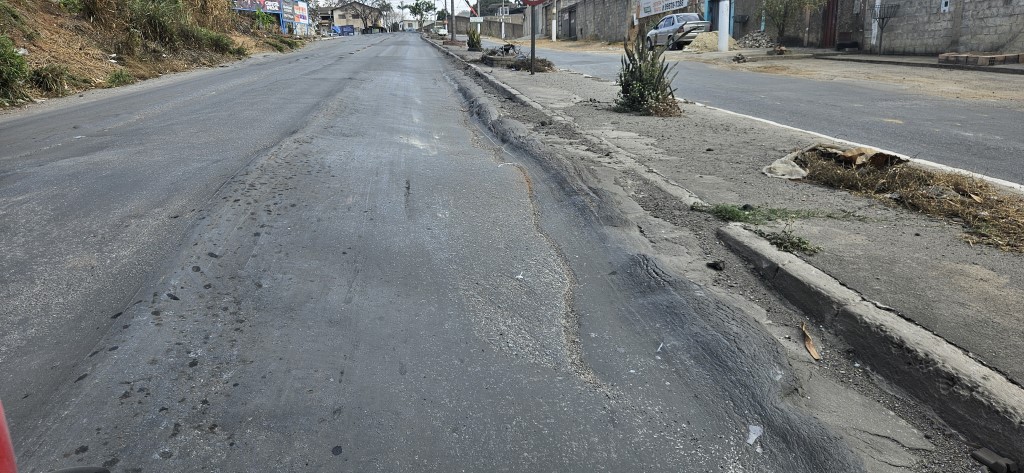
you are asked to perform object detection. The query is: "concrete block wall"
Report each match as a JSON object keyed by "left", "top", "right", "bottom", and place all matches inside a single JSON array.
[
  {"left": 559, "top": 0, "right": 633, "bottom": 41},
  {"left": 454, "top": 15, "right": 525, "bottom": 39},
  {"left": 866, "top": 0, "right": 1024, "bottom": 54}
]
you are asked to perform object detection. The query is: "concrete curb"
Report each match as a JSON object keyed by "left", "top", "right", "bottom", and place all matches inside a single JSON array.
[
  {"left": 718, "top": 223, "right": 1024, "bottom": 461},
  {"left": 426, "top": 32, "right": 1024, "bottom": 463},
  {"left": 424, "top": 36, "right": 706, "bottom": 208}
]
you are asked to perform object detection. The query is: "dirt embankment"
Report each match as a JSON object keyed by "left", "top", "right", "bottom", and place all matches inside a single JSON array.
[{"left": 1, "top": 0, "right": 297, "bottom": 102}]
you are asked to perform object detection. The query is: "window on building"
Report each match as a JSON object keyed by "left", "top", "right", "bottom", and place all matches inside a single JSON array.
[{"left": 940, "top": 0, "right": 950, "bottom": 12}]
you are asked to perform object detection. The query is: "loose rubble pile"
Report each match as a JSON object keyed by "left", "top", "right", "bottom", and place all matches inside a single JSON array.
[
  {"left": 683, "top": 32, "right": 738, "bottom": 52},
  {"left": 736, "top": 31, "right": 775, "bottom": 48}
]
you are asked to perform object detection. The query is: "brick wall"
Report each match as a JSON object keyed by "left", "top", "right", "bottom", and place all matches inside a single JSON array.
[{"left": 863, "top": 0, "right": 1024, "bottom": 54}]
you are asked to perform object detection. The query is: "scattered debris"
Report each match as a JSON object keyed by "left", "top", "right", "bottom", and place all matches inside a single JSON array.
[
  {"left": 801, "top": 322, "right": 821, "bottom": 360},
  {"left": 656, "top": 342, "right": 664, "bottom": 353},
  {"left": 515, "top": 271, "right": 524, "bottom": 280},
  {"left": 746, "top": 425, "right": 764, "bottom": 444},
  {"left": 763, "top": 155, "right": 807, "bottom": 179},
  {"left": 770, "top": 45, "right": 788, "bottom": 55},
  {"left": 831, "top": 146, "right": 906, "bottom": 169},
  {"left": 794, "top": 144, "right": 1024, "bottom": 252},
  {"left": 731, "top": 53, "right": 747, "bottom": 63},
  {"left": 970, "top": 447, "right": 1017, "bottom": 473},
  {"left": 706, "top": 260, "right": 725, "bottom": 271},
  {"left": 684, "top": 32, "right": 737, "bottom": 52},
  {"left": 939, "top": 52, "right": 1023, "bottom": 67},
  {"left": 736, "top": 31, "right": 775, "bottom": 49},
  {"left": 510, "top": 57, "right": 555, "bottom": 72}
]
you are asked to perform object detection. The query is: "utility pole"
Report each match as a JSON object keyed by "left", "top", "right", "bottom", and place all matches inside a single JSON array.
[
  {"left": 551, "top": 0, "right": 557, "bottom": 41},
  {"left": 717, "top": 0, "right": 729, "bottom": 52},
  {"left": 530, "top": 3, "right": 536, "bottom": 74}
]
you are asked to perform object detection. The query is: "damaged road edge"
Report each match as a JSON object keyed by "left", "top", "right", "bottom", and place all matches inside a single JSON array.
[
  {"left": 425, "top": 34, "right": 1024, "bottom": 467},
  {"left": 718, "top": 222, "right": 1024, "bottom": 463}
]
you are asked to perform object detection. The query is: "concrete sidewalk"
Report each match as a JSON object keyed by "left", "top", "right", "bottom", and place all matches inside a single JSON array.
[{"left": 433, "top": 39, "right": 1024, "bottom": 464}]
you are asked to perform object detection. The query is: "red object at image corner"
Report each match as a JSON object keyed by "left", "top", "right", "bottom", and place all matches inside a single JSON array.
[{"left": 0, "top": 401, "right": 16, "bottom": 473}]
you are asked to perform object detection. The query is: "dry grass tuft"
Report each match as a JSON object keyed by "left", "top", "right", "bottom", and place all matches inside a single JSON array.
[
  {"left": 510, "top": 57, "right": 555, "bottom": 72},
  {"left": 802, "top": 149, "right": 1024, "bottom": 252}
]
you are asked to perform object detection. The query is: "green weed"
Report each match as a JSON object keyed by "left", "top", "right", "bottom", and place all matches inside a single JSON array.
[
  {"left": 753, "top": 228, "right": 820, "bottom": 255},
  {"left": 106, "top": 68, "right": 135, "bottom": 86},
  {"left": 59, "top": 0, "right": 84, "bottom": 14},
  {"left": 263, "top": 38, "right": 285, "bottom": 52},
  {"left": 696, "top": 203, "right": 819, "bottom": 224},
  {"left": 0, "top": 35, "right": 29, "bottom": 105}
]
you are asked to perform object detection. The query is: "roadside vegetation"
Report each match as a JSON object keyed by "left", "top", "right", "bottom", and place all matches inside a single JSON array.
[
  {"left": 510, "top": 57, "right": 554, "bottom": 72},
  {"left": 0, "top": 34, "right": 28, "bottom": 105},
  {"left": 693, "top": 203, "right": 823, "bottom": 255},
  {"left": 466, "top": 28, "right": 482, "bottom": 51},
  {"left": 695, "top": 203, "right": 819, "bottom": 224},
  {"left": 0, "top": 0, "right": 308, "bottom": 107},
  {"left": 802, "top": 148, "right": 1024, "bottom": 252},
  {"left": 614, "top": 27, "right": 680, "bottom": 117}
]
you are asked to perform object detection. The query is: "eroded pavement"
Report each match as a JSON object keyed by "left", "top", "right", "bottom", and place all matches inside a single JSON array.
[{"left": 437, "top": 40, "right": 1024, "bottom": 471}]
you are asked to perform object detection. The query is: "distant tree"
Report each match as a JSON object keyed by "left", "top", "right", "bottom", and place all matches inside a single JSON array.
[
  {"left": 399, "top": 0, "right": 434, "bottom": 28},
  {"left": 760, "top": 0, "right": 825, "bottom": 43},
  {"left": 347, "top": 0, "right": 391, "bottom": 31},
  {"left": 436, "top": 8, "right": 447, "bottom": 21}
]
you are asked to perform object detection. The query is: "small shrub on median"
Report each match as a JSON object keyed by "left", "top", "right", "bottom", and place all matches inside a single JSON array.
[
  {"left": 614, "top": 28, "right": 680, "bottom": 117},
  {"left": 467, "top": 28, "right": 482, "bottom": 51}
]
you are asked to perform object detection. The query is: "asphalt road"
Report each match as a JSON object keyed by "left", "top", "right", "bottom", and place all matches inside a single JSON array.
[
  {"left": 482, "top": 40, "right": 1024, "bottom": 185},
  {"left": 0, "top": 33, "right": 869, "bottom": 471}
]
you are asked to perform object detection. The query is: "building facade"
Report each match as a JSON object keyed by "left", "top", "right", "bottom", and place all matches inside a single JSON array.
[{"left": 514, "top": 0, "right": 1023, "bottom": 54}]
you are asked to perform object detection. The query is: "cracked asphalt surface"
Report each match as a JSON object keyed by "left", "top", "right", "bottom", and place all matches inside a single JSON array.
[{"left": 0, "top": 34, "right": 883, "bottom": 471}]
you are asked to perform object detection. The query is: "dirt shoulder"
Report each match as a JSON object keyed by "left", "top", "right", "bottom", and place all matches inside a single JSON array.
[
  {"left": 2, "top": 0, "right": 293, "bottom": 103},
  {"left": 436, "top": 39, "right": 1024, "bottom": 469}
]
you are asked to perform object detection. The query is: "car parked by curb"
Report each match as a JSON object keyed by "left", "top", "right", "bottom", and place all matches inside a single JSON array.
[{"left": 645, "top": 12, "right": 710, "bottom": 50}]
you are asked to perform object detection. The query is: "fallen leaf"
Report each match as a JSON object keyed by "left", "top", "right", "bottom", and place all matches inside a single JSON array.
[{"left": 801, "top": 322, "right": 821, "bottom": 361}]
